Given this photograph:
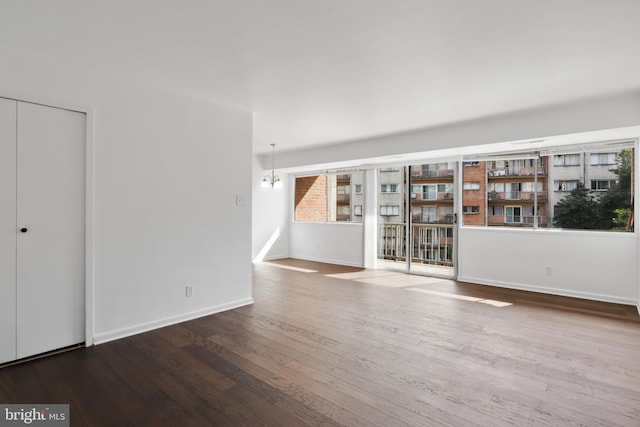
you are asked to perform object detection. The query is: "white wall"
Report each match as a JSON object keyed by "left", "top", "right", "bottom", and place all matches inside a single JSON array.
[
  {"left": 458, "top": 228, "right": 638, "bottom": 305},
  {"left": 252, "top": 156, "right": 290, "bottom": 261},
  {"left": 290, "top": 222, "right": 364, "bottom": 267},
  {"left": 0, "top": 50, "right": 253, "bottom": 343}
]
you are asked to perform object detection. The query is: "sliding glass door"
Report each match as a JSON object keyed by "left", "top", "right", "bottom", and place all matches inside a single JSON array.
[
  {"left": 377, "top": 162, "right": 456, "bottom": 278},
  {"left": 377, "top": 167, "right": 408, "bottom": 272}
]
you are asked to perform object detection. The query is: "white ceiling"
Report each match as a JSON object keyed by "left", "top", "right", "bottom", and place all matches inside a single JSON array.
[{"left": 3, "top": 0, "right": 640, "bottom": 154}]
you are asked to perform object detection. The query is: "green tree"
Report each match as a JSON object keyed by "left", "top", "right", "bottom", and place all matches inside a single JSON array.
[
  {"left": 553, "top": 183, "right": 599, "bottom": 229},
  {"left": 596, "top": 149, "right": 632, "bottom": 230}
]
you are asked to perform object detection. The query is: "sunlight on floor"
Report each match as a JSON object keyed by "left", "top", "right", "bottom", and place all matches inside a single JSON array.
[
  {"left": 257, "top": 261, "right": 318, "bottom": 273},
  {"left": 326, "top": 270, "right": 450, "bottom": 288},
  {"left": 324, "top": 271, "right": 400, "bottom": 280},
  {"left": 407, "top": 287, "right": 513, "bottom": 307}
]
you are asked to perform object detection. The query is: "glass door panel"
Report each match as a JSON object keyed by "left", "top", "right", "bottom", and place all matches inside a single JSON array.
[
  {"left": 376, "top": 163, "right": 456, "bottom": 278},
  {"left": 376, "top": 167, "right": 407, "bottom": 271},
  {"left": 408, "top": 162, "right": 455, "bottom": 277}
]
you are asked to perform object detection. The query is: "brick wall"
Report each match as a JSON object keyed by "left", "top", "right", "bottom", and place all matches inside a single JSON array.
[
  {"left": 295, "top": 175, "right": 328, "bottom": 221},
  {"left": 462, "top": 162, "right": 486, "bottom": 225}
]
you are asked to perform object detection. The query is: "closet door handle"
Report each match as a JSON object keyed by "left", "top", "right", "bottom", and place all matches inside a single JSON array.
[{"left": 20, "top": 227, "right": 28, "bottom": 233}]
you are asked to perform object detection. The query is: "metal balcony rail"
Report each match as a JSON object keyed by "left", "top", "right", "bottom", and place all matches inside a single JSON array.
[
  {"left": 487, "top": 215, "right": 549, "bottom": 227},
  {"left": 378, "top": 223, "right": 454, "bottom": 266},
  {"left": 411, "top": 192, "right": 454, "bottom": 201},
  {"left": 487, "top": 191, "right": 548, "bottom": 201},
  {"left": 411, "top": 169, "right": 455, "bottom": 179},
  {"left": 488, "top": 166, "right": 547, "bottom": 177}
]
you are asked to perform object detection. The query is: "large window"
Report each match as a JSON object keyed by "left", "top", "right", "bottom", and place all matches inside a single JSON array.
[
  {"left": 554, "top": 154, "right": 580, "bottom": 166},
  {"left": 590, "top": 153, "right": 617, "bottom": 165},
  {"left": 462, "top": 142, "right": 634, "bottom": 231},
  {"left": 294, "top": 171, "right": 364, "bottom": 222},
  {"left": 380, "top": 205, "right": 400, "bottom": 216},
  {"left": 505, "top": 206, "right": 522, "bottom": 223},
  {"left": 554, "top": 180, "right": 579, "bottom": 191},
  {"left": 463, "top": 181, "right": 480, "bottom": 190},
  {"left": 591, "top": 179, "right": 617, "bottom": 191},
  {"left": 380, "top": 184, "right": 399, "bottom": 193}
]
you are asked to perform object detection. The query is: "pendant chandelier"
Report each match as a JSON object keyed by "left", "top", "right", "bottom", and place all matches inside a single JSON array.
[{"left": 261, "top": 143, "right": 282, "bottom": 188}]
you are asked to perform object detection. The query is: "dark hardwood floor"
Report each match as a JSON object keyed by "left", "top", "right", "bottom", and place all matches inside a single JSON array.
[{"left": 2, "top": 258, "right": 640, "bottom": 426}]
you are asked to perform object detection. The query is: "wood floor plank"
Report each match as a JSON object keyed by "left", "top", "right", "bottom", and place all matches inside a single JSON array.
[{"left": 1, "top": 258, "right": 639, "bottom": 426}]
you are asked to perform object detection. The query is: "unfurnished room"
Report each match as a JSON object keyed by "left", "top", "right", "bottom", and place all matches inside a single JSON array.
[{"left": 1, "top": 1, "right": 640, "bottom": 426}]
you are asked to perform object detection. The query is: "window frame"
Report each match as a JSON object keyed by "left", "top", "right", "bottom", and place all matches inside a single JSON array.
[
  {"left": 461, "top": 139, "right": 636, "bottom": 233},
  {"left": 293, "top": 171, "right": 365, "bottom": 224},
  {"left": 380, "top": 205, "right": 400, "bottom": 216},
  {"left": 380, "top": 183, "right": 399, "bottom": 193}
]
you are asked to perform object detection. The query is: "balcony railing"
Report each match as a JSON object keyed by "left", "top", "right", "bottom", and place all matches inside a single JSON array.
[
  {"left": 411, "top": 214, "right": 454, "bottom": 224},
  {"left": 488, "top": 215, "right": 549, "bottom": 227},
  {"left": 378, "top": 223, "right": 453, "bottom": 266},
  {"left": 487, "top": 191, "right": 548, "bottom": 201},
  {"left": 411, "top": 170, "right": 454, "bottom": 179},
  {"left": 336, "top": 194, "right": 351, "bottom": 203},
  {"left": 488, "top": 166, "right": 547, "bottom": 177},
  {"left": 411, "top": 192, "right": 454, "bottom": 201}
]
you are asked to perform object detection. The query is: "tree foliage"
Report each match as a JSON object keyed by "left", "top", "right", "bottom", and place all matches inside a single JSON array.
[
  {"left": 553, "top": 149, "right": 633, "bottom": 231},
  {"left": 553, "top": 183, "right": 599, "bottom": 229},
  {"left": 596, "top": 149, "right": 632, "bottom": 229}
]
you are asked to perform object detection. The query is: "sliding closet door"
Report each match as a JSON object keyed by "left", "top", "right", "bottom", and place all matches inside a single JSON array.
[
  {"left": 16, "top": 102, "right": 85, "bottom": 359},
  {"left": 0, "top": 98, "right": 17, "bottom": 364}
]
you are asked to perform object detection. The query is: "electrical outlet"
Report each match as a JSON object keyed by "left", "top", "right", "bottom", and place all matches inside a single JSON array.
[{"left": 186, "top": 285, "right": 193, "bottom": 297}]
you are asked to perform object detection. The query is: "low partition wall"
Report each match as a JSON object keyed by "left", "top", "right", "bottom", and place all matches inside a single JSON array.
[
  {"left": 458, "top": 227, "right": 639, "bottom": 305},
  {"left": 289, "top": 221, "right": 364, "bottom": 267}
]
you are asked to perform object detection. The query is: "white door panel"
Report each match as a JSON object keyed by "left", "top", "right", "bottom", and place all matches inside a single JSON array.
[
  {"left": 0, "top": 98, "right": 17, "bottom": 364},
  {"left": 15, "top": 102, "right": 85, "bottom": 359}
]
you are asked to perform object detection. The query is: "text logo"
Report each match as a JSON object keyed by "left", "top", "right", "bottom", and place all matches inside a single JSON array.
[{"left": 0, "top": 405, "right": 68, "bottom": 427}]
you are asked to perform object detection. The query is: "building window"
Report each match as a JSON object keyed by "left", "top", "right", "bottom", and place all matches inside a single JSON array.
[
  {"left": 505, "top": 206, "right": 522, "bottom": 223},
  {"left": 590, "top": 153, "right": 617, "bottom": 165},
  {"left": 337, "top": 205, "right": 350, "bottom": 215},
  {"left": 294, "top": 172, "right": 363, "bottom": 223},
  {"left": 354, "top": 205, "right": 363, "bottom": 216},
  {"left": 554, "top": 180, "right": 579, "bottom": 191},
  {"left": 554, "top": 154, "right": 580, "bottom": 166},
  {"left": 463, "top": 161, "right": 480, "bottom": 167},
  {"left": 421, "top": 206, "right": 436, "bottom": 222},
  {"left": 354, "top": 184, "right": 362, "bottom": 194},
  {"left": 423, "top": 185, "right": 437, "bottom": 200},
  {"left": 412, "top": 184, "right": 449, "bottom": 200},
  {"left": 591, "top": 179, "right": 617, "bottom": 191},
  {"left": 505, "top": 182, "right": 522, "bottom": 200},
  {"left": 465, "top": 155, "right": 548, "bottom": 227},
  {"left": 380, "top": 205, "right": 400, "bottom": 216},
  {"left": 337, "top": 184, "right": 350, "bottom": 194},
  {"left": 463, "top": 181, "right": 480, "bottom": 190},
  {"left": 379, "top": 167, "right": 400, "bottom": 172},
  {"left": 380, "top": 184, "right": 399, "bottom": 193},
  {"left": 437, "top": 183, "right": 454, "bottom": 193}
]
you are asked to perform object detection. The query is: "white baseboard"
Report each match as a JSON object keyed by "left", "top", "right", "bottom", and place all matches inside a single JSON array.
[
  {"left": 289, "top": 254, "right": 363, "bottom": 268},
  {"left": 259, "top": 253, "right": 289, "bottom": 261},
  {"left": 92, "top": 297, "right": 254, "bottom": 345},
  {"left": 457, "top": 275, "right": 637, "bottom": 306}
]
